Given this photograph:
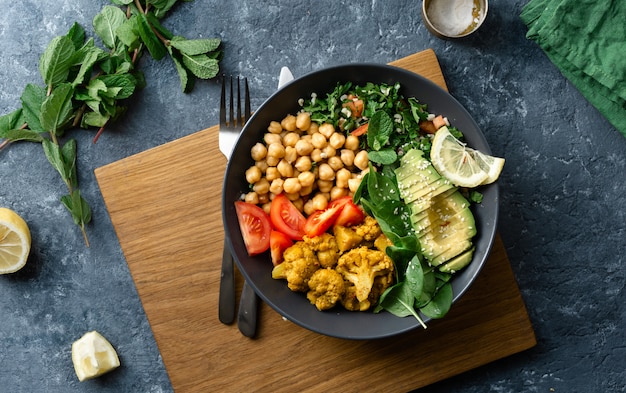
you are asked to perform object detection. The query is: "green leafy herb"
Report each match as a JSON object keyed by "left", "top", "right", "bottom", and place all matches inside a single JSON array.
[{"left": 0, "top": 1, "right": 223, "bottom": 246}]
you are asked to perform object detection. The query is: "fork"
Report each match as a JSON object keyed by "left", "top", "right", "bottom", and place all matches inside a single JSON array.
[{"left": 218, "top": 76, "right": 259, "bottom": 337}]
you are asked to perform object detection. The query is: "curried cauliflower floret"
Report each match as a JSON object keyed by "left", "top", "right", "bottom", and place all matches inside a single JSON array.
[
  {"left": 303, "top": 233, "right": 340, "bottom": 268},
  {"left": 333, "top": 225, "right": 364, "bottom": 252},
  {"left": 335, "top": 246, "right": 394, "bottom": 305},
  {"left": 272, "top": 242, "right": 320, "bottom": 292},
  {"left": 353, "top": 215, "right": 383, "bottom": 241},
  {"left": 306, "top": 268, "right": 346, "bottom": 311},
  {"left": 341, "top": 284, "right": 371, "bottom": 311}
]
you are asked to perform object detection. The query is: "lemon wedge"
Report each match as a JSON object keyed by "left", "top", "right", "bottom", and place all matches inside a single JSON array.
[
  {"left": 0, "top": 208, "right": 31, "bottom": 274},
  {"left": 71, "top": 331, "right": 120, "bottom": 382},
  {"left": 430, "top": 126, "right": 504, "bottom": 188}
]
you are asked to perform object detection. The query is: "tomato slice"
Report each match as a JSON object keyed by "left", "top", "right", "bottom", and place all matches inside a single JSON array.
[
  {"left": 234, "top": 201, "right": 272, "bottom": 256},
  {"left": 303, "top": 204, "right": 343, "bottom": 237},
  {"left": 351, "top": 123, "right": 369, "bottom": 136},
  {"left": 328, "top": 196, "right": 366, "bottom": 227},
  {"left": 270, "top": 230, "right": 293, "bottom": 266},
  {"left": 270, "top": 194, "right": 306, "bottom": 241}
]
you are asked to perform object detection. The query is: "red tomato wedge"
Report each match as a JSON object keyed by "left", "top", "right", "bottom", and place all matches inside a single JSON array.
[
  {"left": 270, "top": 194, "right": 306, "bottom": 241},
  {"left": 330, "top": 197, "right": 366, "bottom": 227},
  {"left": 234, "top": 201, "right": 272, "bottom": 256},
  {"left": 303, "top": 204, "right": 343, "bottom": 237},
  {"left": 270, "top": 230, "right": 293, "bottom": 266}
]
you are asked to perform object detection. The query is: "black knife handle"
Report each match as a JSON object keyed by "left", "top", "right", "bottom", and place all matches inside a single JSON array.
[
  {"left": 218, "top": 245, "right": 236, "bottom": 324},
  {"left": 237, "top": 280, "right": 259, "bottom": 338}
]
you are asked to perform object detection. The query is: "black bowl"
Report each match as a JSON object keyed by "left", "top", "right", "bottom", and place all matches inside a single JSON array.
[{"left": 222, "top": 63, "right": 499, "bottom": 340}]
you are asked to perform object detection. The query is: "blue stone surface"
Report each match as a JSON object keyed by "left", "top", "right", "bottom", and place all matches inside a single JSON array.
[{"left": 0, "top": 0, "right": 624, "bottom": 392}]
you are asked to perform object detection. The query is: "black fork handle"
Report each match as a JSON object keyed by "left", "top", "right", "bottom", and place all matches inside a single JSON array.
[{"left": 218, "top": 244, "right": 236, "bottom": 324}]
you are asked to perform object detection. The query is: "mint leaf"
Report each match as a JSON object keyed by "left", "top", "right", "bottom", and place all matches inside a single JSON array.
[
  {"left": 40, "top": 83, "right": 74, "bottom": 135},
  {"left": 368, "top": 149, "right": 397, "bottom": 165},
  {"left": 20, "top": 84, "right": 47, "bottom": 133},
  {"left": 66, "top": 22, "right": 86, "bottom": 50},
  {"left": 39, "top": 35, "right": 75, "bottom": 87},
  {"left": 367, "top": 110, "right": 394, "bottom": 151},
  {"left": 170, "top": 36, "right": 221, "bottom": 55},
  {"left": 169, "top": 48, "right": 194, "bottom": 93},
  {"left": 82, "top": 111, "right": 110, "bottom": 128},
  {"left": 98, "top": 74, "right": 137, "bottom": 99},
  {"left": 71, "top": 46, "right": 102, "bottom": 87},
  {"left": 116, "top": 15, "right": 141, "bottom": 50},
  {"left": 182, "top": 53, "right": 219, "bottom": 79},
  {"left": 138, "top": 13, "right": 167, "bottom": 60},
  {"left": 93, "top": 5, "right": 127, "bottom": 49}
]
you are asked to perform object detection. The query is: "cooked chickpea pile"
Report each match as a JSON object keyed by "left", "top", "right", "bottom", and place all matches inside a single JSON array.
[{"left": 243, "top": 111, "right": 370, "bottom": 215}]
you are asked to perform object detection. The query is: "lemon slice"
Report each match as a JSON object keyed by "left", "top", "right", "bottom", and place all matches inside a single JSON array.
[
  {"left": 72, "top": 331, "right": 121, "bottom": 381},
  {"left": 430, "top": 127, "right": 504, "bottom": 188},
  {"left": 473, "top": 149, "right": 506, "bottom": 185},
  {"left": 0, "top": 208, "right": 31, "bottom": 274}
]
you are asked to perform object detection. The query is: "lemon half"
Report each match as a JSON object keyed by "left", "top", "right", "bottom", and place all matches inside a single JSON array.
[
  {"left": 0, "top": 208, "right": 31, "bottom": 274},
  {"left": 430, "top": 127, "right": 504, "bottom": 188}
]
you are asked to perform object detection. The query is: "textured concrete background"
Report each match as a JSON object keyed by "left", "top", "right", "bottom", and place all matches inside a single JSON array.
[{"left": 1, "top": 0, "right": 625, "bottom": 392}]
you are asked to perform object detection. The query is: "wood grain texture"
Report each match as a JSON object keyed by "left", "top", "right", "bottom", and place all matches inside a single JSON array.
[{"left": 94, "top": 49, "right": 535, "bottom": 393}]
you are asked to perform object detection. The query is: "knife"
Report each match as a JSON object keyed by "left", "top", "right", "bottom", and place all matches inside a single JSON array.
[{"left": 235, "top": 66, "right": 295, "bottom": 338}]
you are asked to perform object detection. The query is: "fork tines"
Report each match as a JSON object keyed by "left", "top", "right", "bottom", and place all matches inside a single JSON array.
[{"left": 220, "top": 76, "right": 250, "bottom": 129}]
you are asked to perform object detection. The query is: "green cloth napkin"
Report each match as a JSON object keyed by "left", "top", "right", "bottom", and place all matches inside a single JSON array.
[{"left": 521, "top": 0, "right": 626, "bottom": 138}]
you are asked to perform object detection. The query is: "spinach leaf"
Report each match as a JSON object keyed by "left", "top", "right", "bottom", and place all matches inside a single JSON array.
[{"left": 420, "top": 282, "right": 453, "bottom": 319}]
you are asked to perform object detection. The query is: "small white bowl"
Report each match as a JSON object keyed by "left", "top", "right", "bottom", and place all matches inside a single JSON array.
[{"left": 422, "top": 0, "right": 488, "bottom": 39}]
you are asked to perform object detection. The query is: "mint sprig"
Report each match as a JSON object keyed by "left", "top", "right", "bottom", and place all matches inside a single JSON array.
[{"left": 0, "top": 0, "right": 223, "bottom": 246}]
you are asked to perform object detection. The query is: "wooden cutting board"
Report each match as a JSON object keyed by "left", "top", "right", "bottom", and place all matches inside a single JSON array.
[{"left": 95, "top": 49, "right": 536, "bottom": 393}]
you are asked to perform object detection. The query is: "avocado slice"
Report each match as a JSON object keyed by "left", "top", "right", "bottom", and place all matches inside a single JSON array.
[{"left": 438, "top": 246, "right": 475, "bottom": 273}]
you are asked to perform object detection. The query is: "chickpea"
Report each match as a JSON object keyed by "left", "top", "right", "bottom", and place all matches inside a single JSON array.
[
  {"left": 311, "top": 193, "right": 329, "bottom": 211},
  {"left": 295, "top": 139, "right": 314, "bottom": 156},
  {"left": 340, "top": 149, "right": 355, "bottom": 166},
  {"left": 283, "top": 178, "right": 302, "bottom": 194},
  {"left": 269, "top": 178, "right": 284, "bottom": 195},
  {"left": 294, "top": 156, "right": 312, "bottom": 172},
  {"left": 267, "top": 142, "right": 286, "bottom": 159},
  {"left": 265, "top": 167, "right": 281, "bottom": 181},
  {"left": 354, "top": 150, "right": 369, "bottom": 170},
  {"left": 336, "top": 168, "right": 351, "bottom": 188},
  {"left": 296, "top": 112, "right": 311, "bottom": 131},
  {"left": 255, "top": 160, "right": 268, "bottom": 173},
  {"left": 277, "top": 159, "right": 294, "bottom": 177},
  {"left": 245, "top": 166, "right": 262, "bottom": 184},
  {"left": 321, "top": 145, "right": 336, "bottom": 159},
  {"left": 299, "top": 184, "right": 314, "bottom": 197},
  {"left": 267, "top": 121, "right": 282, "bottom": 134},
  {"left": 317, "top": 179, "right": 333, "bottom": 193},
  {"left": 318, "top": 163, "right": 335, "bottom": 181},
  {"left": 306, "top": 122, "right": 319, "bottom": 135},
  {"left": 345, "top": 134, "right": 360, "bottom": 150},
  {"left": 291, "top": 198, "right": 304, "bottom": 212},
  {"left": 330, "top": 186, "right": 348, "bottom": 201},
  {"left": 329, "top": 132, "right": 346, "bottom": 149},
  {"left": 253, "top": 178, "right": 270, "bottom": 194},
  {"left": 266, "top": 155, "right": 279, "bottom": 167},
  {"left": 281, "top": 114, "right": 297, "bottom": 131},
  {"left": 261, "top": 202, "right": 272, "bottom": 215},
  {"left": 297, "top": 171, "right": 316, "bottom": 188},
  {"left": 311, "top": 148, "right": 324, "bottom": 163},
  {"left": 244, "top": 192, "right": 259, "bottom": 205},
  {"left": 284, "top": 146, "right": 298, "bottom": 164},
  {"left": 311, "top": 132, "right": 327, "bottom": 149},
  {"left": 327, "top": 156, "right": 343, "bottom": 171},
  {"left": 285, "top": 192, "right": 300, "bottom": 201},
  {"left": 258, "top": 193, "right": 270, "bottom": 204},
  {"left": 348, "top": 177, "right": 362, "bottom": 193},
  {"left": 318, "top": 123, "right": 335, "bottom": 138},
  {"left": 303, "top": 200, "right": 316, "bottom": 216},
  {"left": 283, "top": 132, "right": 300, "bottom": 147},
  {"left": 264, "top": 133, "right": 282, "bottom": 145},
  {"left": 250, "top": 143, "right": 267, "bottom": 161}
]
